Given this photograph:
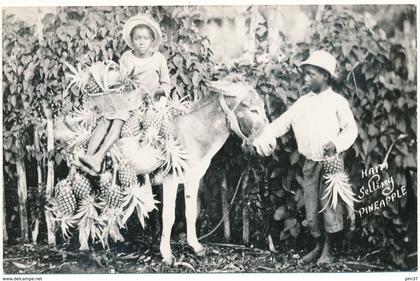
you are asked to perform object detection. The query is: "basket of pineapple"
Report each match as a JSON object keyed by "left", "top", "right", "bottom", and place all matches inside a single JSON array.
[{"left": 65, "top": 60, "right": 148, "bottom": 115}]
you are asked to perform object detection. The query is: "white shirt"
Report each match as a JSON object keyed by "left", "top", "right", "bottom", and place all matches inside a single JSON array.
[
  {"left": 119, "top": 50, "right": 171, "bottom": 96},
  {"left": 267, "top": 88, "right": 358, "bottom": 161}
]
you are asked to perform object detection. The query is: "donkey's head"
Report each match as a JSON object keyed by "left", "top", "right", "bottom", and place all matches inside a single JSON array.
[{"left": 210, "top": 81, "right": 268, "bottom": 145}]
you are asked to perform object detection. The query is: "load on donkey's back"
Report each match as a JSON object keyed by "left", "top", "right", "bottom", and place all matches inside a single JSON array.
[{"left": 48, "top": 14, "right": 188, "bottom": 250}]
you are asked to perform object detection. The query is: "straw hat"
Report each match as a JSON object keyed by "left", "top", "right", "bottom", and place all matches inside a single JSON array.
[
  {"left": 300, "top": 50, "right": 337, "bottom": 77},
  {"left": 122, "top": 15, "right": 162, "bottom": 51}
]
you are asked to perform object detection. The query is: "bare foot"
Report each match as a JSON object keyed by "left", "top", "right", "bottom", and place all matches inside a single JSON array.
[
  {"left": 317, "top": 234, "right": 333, "bottom": 265},
  {"left": 300, "top": 245, "right": 322, "bottom": 264},
  {"left": 79, "top": 155, "right": 103, "bottom": 173},
  {"left": 317, "top": 253, "right": 333, "bottom": 265}
]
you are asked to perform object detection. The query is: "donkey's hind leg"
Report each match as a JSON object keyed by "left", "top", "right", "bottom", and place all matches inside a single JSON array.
[
  {"left": 160, "top": 174, "right": 179, "bottom": 265},
  {"left": 184, "top": 176, "right": 206, "bottom": 256}
]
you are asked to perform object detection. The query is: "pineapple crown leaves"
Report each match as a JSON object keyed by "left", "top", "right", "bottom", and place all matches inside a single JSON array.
[
  {"left": 67, "top": 122, "right": 93, "bottom": 149},
  {"left": 87, "top": 62, "right": 108, "bottom": 92},
  {"left": 46, "top": 198, "right": 77, "bottom": 239},
  {"left": 120, "top": 182, "right": 159, "bottom": 227},
  {"left": 119, "top": 67, "right": 137, "bottom": 91},
  {"left": 45, "top": 197, "right": 61, "bottom": 215},
  {"left": 68, "top": 104, "right": 97, "bottom": 132},
  {"left": 79, "top": 222, "right": 103, "bottom": 250},
  {"left": 74, "top": 195, "right": 105, "bottom": 243},
  {"left": 99, "top": 209, "right": 125, "bottom": 248},
  {"left": 319, "top": 171, "right": 361, "bottom": 213},
  {"left": 63, "top": 61, "right": 90, "bottom": 99},
  {"left": 73, "top": 194, "right": 105, "bottom": 223},
  {"left": 60, "top": 218, "right": 76, "bottom": 240},
  {"left": 167, "top": 93, "right": 192, "bottom": 114},
  {"left": 162, "top": 137, "right": 190, "bottom": 178},
  {"left": 64, "top": 59, "right": 149, "bottom": 100}
]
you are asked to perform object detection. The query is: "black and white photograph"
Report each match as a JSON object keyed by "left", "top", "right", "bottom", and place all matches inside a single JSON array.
[{"left": 1, "top": 2, "right": 418, "bottom": 279}]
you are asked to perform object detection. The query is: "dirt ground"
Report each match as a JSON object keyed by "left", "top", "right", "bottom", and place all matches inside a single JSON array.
[{"left": 3, "top": 237, "right": 399, "bottom": 274}]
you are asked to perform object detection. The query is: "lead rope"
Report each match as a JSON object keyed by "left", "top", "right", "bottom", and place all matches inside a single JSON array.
[
  {"left": 218, "top": 93, "right": 250, "bottom": 143},
  {"left": 198, "top": 166, "right": 247, "bottom": 241},
  {"left": 218, "top": 93, "right": 268, "bottom": 145}
]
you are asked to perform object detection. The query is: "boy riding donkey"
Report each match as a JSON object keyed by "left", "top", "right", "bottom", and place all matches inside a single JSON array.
[
  {"left": 50, "top": 15, "right": 173, "bottom": 246},
  {"left": 253, "top": 50, "right": 358, "bottom": 265},
  {"left": 78, "top": 15, "right": 171, "bottom": 174}
]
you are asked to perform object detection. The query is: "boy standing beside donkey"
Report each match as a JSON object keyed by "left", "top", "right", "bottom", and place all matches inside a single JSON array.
[{"left": 253, "top": 50, "right": 358, "bottom": 264}]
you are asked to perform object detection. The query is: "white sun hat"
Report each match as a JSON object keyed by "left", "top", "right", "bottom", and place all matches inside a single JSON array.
[
  {"left": 122, "top": 15, "right": 162, "bottom": 52},
  {"left": 300, "top": 50, "right": 337, "bottom": 76}
]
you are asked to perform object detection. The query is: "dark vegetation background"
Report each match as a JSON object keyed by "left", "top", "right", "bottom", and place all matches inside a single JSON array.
[{"left": 2, "top": 5, "right": 417, "bottom": 272}]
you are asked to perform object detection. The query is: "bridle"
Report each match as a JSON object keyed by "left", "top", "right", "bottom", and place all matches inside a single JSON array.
[{"left": 218, "top": 91, "right": 267, "bottom": 145}]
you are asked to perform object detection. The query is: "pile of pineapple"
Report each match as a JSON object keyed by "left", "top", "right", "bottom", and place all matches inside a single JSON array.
[
  {"left": 48, "top": 59, "right": 189, "bottom": 249},
  {"left": 122, "top": 102, "right": 176, "bottom": 145},
  {"left": 48, "top": 158, "right": 158, "bottom": 250}
]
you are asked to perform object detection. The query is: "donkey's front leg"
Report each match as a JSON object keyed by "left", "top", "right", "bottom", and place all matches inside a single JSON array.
[
  {"left": 160, "top": 174, "right": 179, "bottom": 265},
  {"left": 184, "top": 177, "right": 205, "bottom": 256}
]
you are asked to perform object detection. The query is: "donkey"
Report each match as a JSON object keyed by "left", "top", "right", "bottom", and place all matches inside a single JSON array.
[
  {"left": 153, "top": 80, "right": 268, "bottom": 264},
  {"left": 54, "top": 80, "right": 268, "bottom": 264}
]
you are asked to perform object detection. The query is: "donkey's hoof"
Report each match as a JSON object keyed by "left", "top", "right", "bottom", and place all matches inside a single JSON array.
[
  {"left": 162, "top": 255, "right": 175, "bottom": 266},
  {"left": 195, "top": 246, "right": 206, "bottom": 257}
]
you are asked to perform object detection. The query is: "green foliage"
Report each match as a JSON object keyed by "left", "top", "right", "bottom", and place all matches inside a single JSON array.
[{"left": 2, "top": 5, "right": 416, "bottom": 268}]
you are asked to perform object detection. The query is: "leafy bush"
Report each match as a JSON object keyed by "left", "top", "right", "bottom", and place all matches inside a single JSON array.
[{"left": 2, "top": 5, "right": 416, "bottom": 268}]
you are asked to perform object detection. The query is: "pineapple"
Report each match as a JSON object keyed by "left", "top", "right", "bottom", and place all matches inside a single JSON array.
[
  {"left": 322, "top": 155, "right": 344, "bottom": 175},
  {"left": 143, "top": 108, "right": 162, "bottom": 132},
  {"left": 118, "top": 163, "right": 137, "bottom": 188},
  {"left": 48, "top": 178, "right": 77, "bottom": 239},
  {"left": 83, "top": 74, "right": 102, "bottom": 95},
  {"left": 57, "top": 182, "right": 77, "bottom": 215},
  {"left": 63, "top": 62, "right": 90, "bottom": 98},
  {"left": 99, "top": 171, "right": 113, "bottom": 199},
  {"left": 73, "top": 173, "right": 92, "bottom": 200},
  {"left": 320, "top": 155, "right": 358, "bottom": 212},
  {"left": 121, "top": 115, "right": 141, "bottom": 138},
  {"left": 54, "top": 178, "right": 72, "bottom": 197},
  {"left": 160, "top": 117, "right": 176, "bottom": 140},
  {"left": 107, "top": 184, "right": 124, "bottom": 209},
  {"left": 142, "top": 104, "right": 176, "bottom": 142},
  {"left": 142, "top": 108, "right": 166, "bottom": 147}
]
